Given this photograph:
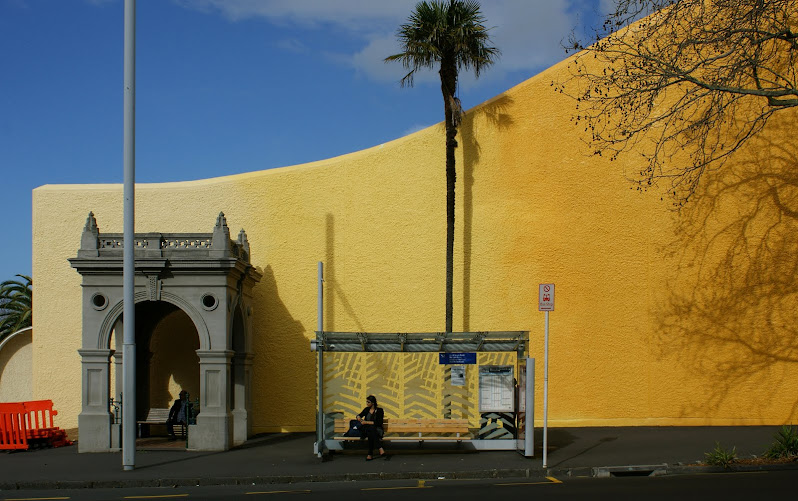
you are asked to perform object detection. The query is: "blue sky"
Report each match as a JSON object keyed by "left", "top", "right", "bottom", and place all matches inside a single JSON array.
[{"left": 0, "top": 0, "right": 606, "bottom": 283}]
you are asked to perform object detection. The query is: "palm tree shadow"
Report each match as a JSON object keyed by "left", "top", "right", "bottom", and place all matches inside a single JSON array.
[
  {"left": 653, "top": 119, "right": 798, "bottom": 420},
  {"left": 459, "top": 95, "right": 515, "bottom": 330}
]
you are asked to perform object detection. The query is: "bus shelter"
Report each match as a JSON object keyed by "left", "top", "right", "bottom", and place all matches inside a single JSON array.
[{"left": 311, "top": 331, "right": 533, "bottom": 456}]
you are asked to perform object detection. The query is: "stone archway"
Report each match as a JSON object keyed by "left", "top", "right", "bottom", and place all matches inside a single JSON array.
[{"left": 70, "top": 212, "right": 261, "bottom": 452}]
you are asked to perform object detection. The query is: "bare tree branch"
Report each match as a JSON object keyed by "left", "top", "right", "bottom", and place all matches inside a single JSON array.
[{"left": 556, "top": 0, "right": 798, "bottom": 206}]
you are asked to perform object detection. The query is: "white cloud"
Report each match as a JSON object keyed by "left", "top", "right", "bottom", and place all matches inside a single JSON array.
[
  {"left": 174, "top": 0, "right": 593, "bottom": 88},
  {"left": 173, "top": 0, "right": 417, "bottom": 31},
  {"left": 349, "top": 34, "right": 439, "bottom": 85},
  {"left": 351, "top": 1, "right": 583, "bottom": 88},
  {"left": 487, "top": 1, "right": 575, "bottom": 69}
]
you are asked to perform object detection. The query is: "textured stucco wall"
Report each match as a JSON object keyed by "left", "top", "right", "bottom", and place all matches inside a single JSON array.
[
  {"left": 32, "top": 52, "right": 798, "bottom": 431},
  {"left": 0, "top": 328, "right": 33, "bottom": 402}
]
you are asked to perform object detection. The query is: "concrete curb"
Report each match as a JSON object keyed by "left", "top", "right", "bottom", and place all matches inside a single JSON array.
[
  {"left": 550, "top": 461, "right": 798, "bottom": 479},
  {"left": 0, "top": 469, "right": 537, "bottom": 491},
  {"left": 665, "top": 462, "right": 798, "bottom": 475},
  {"left": 2, "top": 462, "right": 797, "bottom": 491}
]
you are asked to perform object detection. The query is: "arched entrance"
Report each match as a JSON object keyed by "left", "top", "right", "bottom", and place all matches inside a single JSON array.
[
  {"left": 70, "top": 212, "right": 261, "bottom": 452},
  {"left": 107, "top": 302, "right": 200, "bottom": 425},
  {"left": 139, "top": 303, "right": 199, "bottom": 416}
]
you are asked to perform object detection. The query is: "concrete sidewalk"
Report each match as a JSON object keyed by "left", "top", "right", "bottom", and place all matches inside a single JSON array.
[{"left": 0, "top": 426, "right": 795, "bottom": 490}]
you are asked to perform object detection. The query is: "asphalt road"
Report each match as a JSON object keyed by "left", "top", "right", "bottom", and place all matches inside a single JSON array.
[{"left": 1, "top": 470, "right": 796, "bottom": 500}]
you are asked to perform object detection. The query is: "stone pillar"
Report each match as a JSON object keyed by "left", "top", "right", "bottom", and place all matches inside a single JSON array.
[
  {"left": 231, "top": 353, "right": 253, "bottom": 446},
  {"left": 189, "top": 350, "right": 233, "bottom": 451},
  {"left": 78, "top": 349, "right": 113, "bottom": 452}
]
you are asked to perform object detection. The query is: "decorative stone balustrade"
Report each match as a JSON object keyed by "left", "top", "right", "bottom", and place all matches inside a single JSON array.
[{"left": 74, "top": 212, "right": 251, "bottom": 263}]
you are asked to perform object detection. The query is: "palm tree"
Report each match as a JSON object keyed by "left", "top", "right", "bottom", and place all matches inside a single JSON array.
[
  {"left": 0, "top": 274, "right": 32, "bottom": 341},
  {"left": 386, "top": 0, "right": 498, "bottom": 332}
]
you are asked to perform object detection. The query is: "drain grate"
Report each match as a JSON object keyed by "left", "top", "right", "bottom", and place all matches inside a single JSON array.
[
  {"left": 593, "top": 464, "right": 668, "bottom": 478},
  {"left": 610, "top": 469, "right": 656, "bottom": 477}
]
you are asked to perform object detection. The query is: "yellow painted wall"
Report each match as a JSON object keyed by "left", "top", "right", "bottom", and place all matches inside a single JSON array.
[{"left": 31, "top": 49, "right": 798, "bottom": 431}]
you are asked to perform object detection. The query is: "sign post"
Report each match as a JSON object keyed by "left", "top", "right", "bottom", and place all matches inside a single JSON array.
[{"left": 538, "top": 283, "right": 554, "bottom": 469}]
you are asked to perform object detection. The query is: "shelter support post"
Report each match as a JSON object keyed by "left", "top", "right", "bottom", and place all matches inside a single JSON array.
[{"left": 315, "top": 261, "right": 325, "bottom": 457}]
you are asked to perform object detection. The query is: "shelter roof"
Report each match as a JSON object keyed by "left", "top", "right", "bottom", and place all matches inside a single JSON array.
[{"left": 315, "top": 331, "right": 528, "bottom": 353}]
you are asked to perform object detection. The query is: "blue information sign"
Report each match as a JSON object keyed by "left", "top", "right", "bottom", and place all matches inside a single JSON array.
[{"left": 438, "top": 352, "right": 477, "bottom": 365}]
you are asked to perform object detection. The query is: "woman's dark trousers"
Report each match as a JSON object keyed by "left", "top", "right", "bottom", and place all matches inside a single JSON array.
[{"left": 364, "top": 427, "right": 382, "bottom": 456}]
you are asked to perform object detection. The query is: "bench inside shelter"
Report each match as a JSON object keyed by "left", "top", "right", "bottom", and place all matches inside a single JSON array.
[
  {"left": 333, "top": 417, "right": 471, "bottom": 443},
  {"left": 137, "top": 408, "right": 185, "bottom": 438}
]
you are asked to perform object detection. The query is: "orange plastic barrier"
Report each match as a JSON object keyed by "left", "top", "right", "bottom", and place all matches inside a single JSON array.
[
  {"left": 22, "top": 400, "right": 72, "bottom": 448},
  {"left": 0, "top": 403, "right": 29, "bottom": 450}
]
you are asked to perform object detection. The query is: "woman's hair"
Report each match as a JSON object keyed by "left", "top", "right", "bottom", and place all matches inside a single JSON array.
[{"left": 366, "top": 395, "right": 377, "bottom": 406}]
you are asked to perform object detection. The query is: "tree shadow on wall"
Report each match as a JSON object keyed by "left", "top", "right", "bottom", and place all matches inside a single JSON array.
[
  {"left": 250, "top": 265, "right": 310, "bottom": 425},
  {"left": 654, "top": 121, "right": 798, "bottom": 420},
  {"left": 324, "top": 213, "right": 364, "bottom": 332},
  {"left": 459, "top": 95, "right": 515, "bottom": 331}
]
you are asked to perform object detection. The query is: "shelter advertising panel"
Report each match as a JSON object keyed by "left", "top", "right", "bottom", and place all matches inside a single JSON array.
[{"left": 478, "top": 365, "right": 514, "bottom": 412}]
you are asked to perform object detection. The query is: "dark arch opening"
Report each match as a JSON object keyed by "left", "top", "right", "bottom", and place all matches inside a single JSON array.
[{"left": 133, "top": 301, "right": 200, "bottom": 419}]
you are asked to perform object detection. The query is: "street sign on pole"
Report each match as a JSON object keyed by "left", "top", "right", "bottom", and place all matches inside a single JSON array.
[
  {"left": 538, "top": 283, "right": 554, "bottom": 468},
  {"left": 539, "top": 283, "right": 554, "bottom": 311}
]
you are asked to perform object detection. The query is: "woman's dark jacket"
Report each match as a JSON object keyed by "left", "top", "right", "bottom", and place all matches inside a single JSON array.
[{"left": 357, "top": 406, "right": 384, "bottom": 429}]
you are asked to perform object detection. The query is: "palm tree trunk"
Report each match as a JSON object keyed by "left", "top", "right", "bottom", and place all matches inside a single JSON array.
[{"left": 440, "top": 62, "right": 458, "bottom": 333}]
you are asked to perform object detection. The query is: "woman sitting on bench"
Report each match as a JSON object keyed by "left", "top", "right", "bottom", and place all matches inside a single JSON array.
[{"left": 357, "top": 395, "right": 386, "bottom": 460}]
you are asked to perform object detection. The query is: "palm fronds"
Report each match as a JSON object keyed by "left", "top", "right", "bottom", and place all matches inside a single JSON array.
[{"left": 0, "top": 274, "right": 32, "bottom": 341}]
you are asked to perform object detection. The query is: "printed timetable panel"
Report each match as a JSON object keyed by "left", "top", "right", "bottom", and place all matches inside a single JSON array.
[{"left": 478, "top": 365, "right": 514, "bottom": 412}]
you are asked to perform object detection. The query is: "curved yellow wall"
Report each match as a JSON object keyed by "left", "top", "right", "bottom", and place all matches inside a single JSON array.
[{"left": 32, "top": 51, "right": 798, "bottom": 431}]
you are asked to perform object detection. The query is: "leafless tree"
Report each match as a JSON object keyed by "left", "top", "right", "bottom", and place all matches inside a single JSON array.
[{"left": 557, "top": 0, "right": 798, "bottom": 206}]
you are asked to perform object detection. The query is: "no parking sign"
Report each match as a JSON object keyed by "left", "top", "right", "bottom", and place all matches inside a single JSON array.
[{"left": 539, "top": 283, "right": 554, "bottom": 311}]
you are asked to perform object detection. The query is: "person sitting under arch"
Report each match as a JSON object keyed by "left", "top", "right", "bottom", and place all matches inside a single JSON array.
[{"left": 167, "top": 390, "right": 191, "bottom": 440}]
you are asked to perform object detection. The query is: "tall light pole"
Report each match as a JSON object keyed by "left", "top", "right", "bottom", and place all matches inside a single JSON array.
[{"left": 122, "top": 0, "right": 137, "bottom": 471}]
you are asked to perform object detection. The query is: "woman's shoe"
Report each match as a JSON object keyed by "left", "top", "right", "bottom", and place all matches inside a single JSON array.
[{"left": 365, "top": 456, "right": 374, "bottom": 461}]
